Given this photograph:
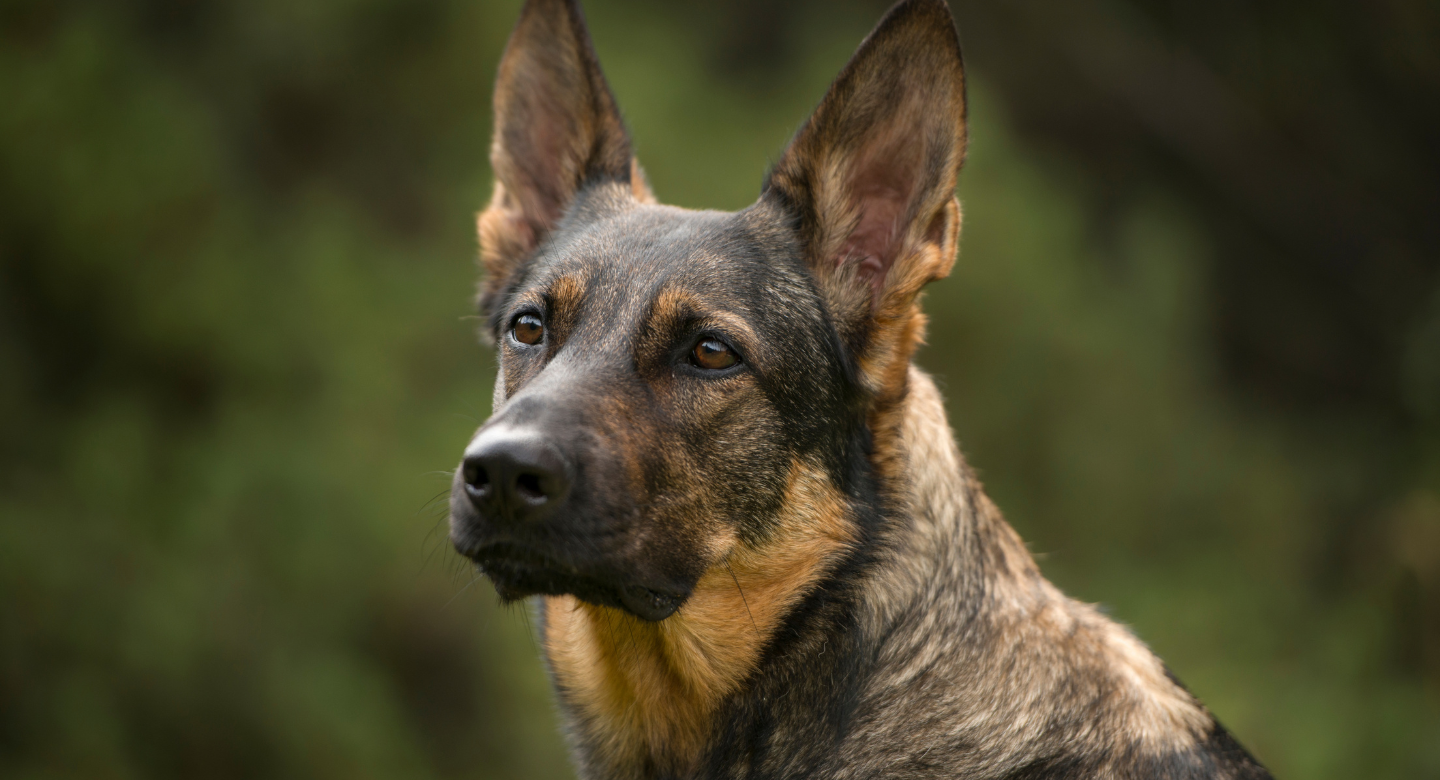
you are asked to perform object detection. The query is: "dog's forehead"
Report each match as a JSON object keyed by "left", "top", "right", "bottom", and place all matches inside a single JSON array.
[{"left": 535, "top": 202, "right": 800, "bottom": 316}]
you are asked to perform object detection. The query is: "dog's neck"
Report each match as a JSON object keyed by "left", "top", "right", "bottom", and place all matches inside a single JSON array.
[
  {"left": 861, "top": 365, "right": 1043, "bottom": 632},
  {"left": 855, "top": 367, "right": 1217, "bottom": 774}
]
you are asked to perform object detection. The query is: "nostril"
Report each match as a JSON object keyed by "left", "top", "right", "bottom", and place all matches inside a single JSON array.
[
  {"left": 515, "top": 472, "right": 545, "bottom": 504},
  {"left": 463, "top": 461, "right": 491, "bottom": 495}
]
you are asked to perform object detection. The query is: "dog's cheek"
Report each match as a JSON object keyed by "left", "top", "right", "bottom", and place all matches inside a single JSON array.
[
  {"left": 698, "top": 398, "right": 792, "bottom": 542},
  {"left": 606, "top": 420, "right": 722, "bottom": 592},
  {"left": 495, "top": 341, "right": 554, "bottom": 404},
  {"left": 500, "top": 354, "right": 529, "bottom": 401},
  {"left": 616, "top": 378, "right": 789, "bottom": 581}
]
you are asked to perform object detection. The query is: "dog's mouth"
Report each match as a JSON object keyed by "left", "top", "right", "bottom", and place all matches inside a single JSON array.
[{"left": 469, "top": 542, "right": 684, "bottom": 622}]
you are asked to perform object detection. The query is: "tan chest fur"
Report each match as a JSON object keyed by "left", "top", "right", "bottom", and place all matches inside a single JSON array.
[{"left": 543, "top": 461, "right": 854, "bottom": 776}]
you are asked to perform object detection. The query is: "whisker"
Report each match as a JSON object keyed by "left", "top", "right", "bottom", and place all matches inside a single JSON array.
[
  {"left": 725, "top": 559, "right": 758, "bottom": 635},
  {"left": 520, "top": 599, "right": 539, "bottom": 652},
  {"left": 444, "top": 569, "right": 485, "bottom": 609}
]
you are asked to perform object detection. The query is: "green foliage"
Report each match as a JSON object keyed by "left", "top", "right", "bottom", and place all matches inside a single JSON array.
[{"left": 0, "top": 1, "right": 1435, "bottom": 778}]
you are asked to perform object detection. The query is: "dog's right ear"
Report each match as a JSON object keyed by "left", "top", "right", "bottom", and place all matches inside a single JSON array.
[{"left": 477, "top": 0, "right": 651, "bottom": 328}]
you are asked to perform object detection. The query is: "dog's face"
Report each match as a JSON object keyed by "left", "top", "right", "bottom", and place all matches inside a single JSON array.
[
  {"left": 451, "top": 196, "right": 851, "bottom": 620},
  {"left": 450, "top": 0, "right": 967, "bottom": 622}
]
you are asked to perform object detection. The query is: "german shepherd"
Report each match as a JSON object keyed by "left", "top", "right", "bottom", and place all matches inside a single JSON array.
[{"left": 448, "top": 0, "right": 1273, "bottom": 777}]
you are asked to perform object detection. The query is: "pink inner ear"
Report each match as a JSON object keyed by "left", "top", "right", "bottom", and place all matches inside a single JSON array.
[
  {"left": 835, "top": 137, "right": 921, "bottom": 306},
  {"left": 840, "top": 189, "right": 906, "bottom": 300}
]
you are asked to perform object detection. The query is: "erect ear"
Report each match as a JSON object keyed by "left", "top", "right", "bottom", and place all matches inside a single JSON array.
[
  {"left": 763, "top": 0, "right": 966, "bottom": 380},
  {"left": 477, "top": 0, "right": 653, "bottom": 325}
]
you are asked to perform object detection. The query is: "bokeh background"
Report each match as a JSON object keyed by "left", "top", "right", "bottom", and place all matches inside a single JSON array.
[{"left": 2, "top": 0, "right": 1438, "bottom": 777}]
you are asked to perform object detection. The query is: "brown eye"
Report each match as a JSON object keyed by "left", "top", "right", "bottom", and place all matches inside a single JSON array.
[
  {"left": 692, "top": 338, "right": 739, "bottom": 371},
  {"left": 512, "top": 313, "right": 544, "bottom": 346}
]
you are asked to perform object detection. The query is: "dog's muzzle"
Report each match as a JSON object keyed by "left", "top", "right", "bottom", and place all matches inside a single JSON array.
[{"left": 448, "top": 424, "right": 686, "bottom": 622}]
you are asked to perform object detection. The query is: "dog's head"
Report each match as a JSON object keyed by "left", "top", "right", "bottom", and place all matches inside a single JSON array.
[{"left": 449, "top": 0, "right": 967, "bottom": 622}]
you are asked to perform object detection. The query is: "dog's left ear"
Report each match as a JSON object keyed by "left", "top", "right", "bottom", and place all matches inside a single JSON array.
[
  {"left": 763, "top": 0, "right": 965, "bottom": 388},
  {"left": 477, "top": 0, "right": 653, "bottom": 330}
]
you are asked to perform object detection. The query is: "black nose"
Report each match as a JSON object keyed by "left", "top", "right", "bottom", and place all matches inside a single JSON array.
[{"left": 461, "top": 431, "right": 570, "bottom": 522}]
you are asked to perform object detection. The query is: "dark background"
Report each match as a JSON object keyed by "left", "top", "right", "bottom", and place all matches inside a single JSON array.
[{"left": 2, "top": 0, "right": 1437, "bottom": 777}]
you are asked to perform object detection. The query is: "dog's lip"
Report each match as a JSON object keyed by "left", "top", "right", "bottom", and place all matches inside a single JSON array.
[
  {"left": 470, "top": 540, "right": 570, "bottom": 573},
  {"left": 467, "top": 541, "right": 685, "bottom": 622},
  {"left": 615, "top": 583, "right": 684, "bottom": 622}
]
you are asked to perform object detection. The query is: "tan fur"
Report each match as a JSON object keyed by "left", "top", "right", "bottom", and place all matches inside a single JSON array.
[
  {"left": 547, "top": 273, "right": 589, "bottom": 342},
  {"left": 859, "top": 199, "right": 960, "bottom": 502},
  {"left": 639, "top": 285, "right": 762, "bottom": 367},
  {"left": 545, "top": 459, "right": 856, "bottom": 776},
  {"left": 630, "top": 158, "right": 656, "bottom": 204}
]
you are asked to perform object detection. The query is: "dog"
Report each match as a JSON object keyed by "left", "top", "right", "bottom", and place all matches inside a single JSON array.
[{"left": 448, "top": 0, "right": 1273, "bottom": 777}]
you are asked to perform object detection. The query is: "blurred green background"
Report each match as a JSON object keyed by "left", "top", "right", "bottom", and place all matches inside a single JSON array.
[{"left": 2, "top": 0, "right": 1437, "bottom": 777}]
